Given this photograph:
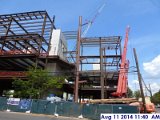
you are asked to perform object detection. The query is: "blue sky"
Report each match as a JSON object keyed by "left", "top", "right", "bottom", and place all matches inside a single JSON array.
[{"left": 1, "top": 0, "right": 160, "bottom": 94}]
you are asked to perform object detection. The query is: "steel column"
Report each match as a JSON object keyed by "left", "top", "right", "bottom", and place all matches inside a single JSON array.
[
  {"left": 41, "top": 13, "right": 47, "bottom": 37},
  {"left": 1, "top": 18, "right": 12, "bottom": 51},
  {"left": 100, "top": 37, "right": 104, "bottom": 99},
  {"left": 74, "top": 16, "right": 82, "bottom": 102}
]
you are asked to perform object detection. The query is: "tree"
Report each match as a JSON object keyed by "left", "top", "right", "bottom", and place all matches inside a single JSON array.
[
  {"left": 127, "top": 87, "right": 133, "bottom": 98},
  {"left": 152, "top": 90, "right": 160, "bottom": 105},
  {"left": 134, "top": 90, "right": 141, "bottom": 99},
  {"left": 12, "top": 68, "right": 65, "bottom": 99}
]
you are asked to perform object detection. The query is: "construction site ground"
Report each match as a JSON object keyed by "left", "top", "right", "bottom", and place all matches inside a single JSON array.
[{"left": 0, "top": 111, "right": 89, "bottom": 120}]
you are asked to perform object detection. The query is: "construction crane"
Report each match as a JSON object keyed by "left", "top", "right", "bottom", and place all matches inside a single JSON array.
[
  {"left": 81, "top": 2, "right": 106, "bottom": 37},
  {"left": 111, "top": 26, "right": 130, "bottom": 97},
  {"left": 68, "top": 1, "right": 106, "bottom": 63}
]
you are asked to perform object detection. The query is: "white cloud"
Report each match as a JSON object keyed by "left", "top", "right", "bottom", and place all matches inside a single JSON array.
[
  {"left": 128, "top": 80, "right": 139, "bottom": 91},
  {"left": 149, "top": 82, "right": 160, "bottom": 94},
  {"left": 143, "top": 55, "right": 160, "bottom": 78},
  {"left": 132, "top": 80, "right": 139, "bottom": 84},
  {"left": 129, "top": 80, "right": 160, "bottom": 96},
  {"left": 129, "top": 79, "right": 159, "bottom": 94}
]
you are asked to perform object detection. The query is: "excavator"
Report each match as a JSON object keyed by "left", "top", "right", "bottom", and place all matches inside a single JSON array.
[{"left": 111, "top": 26, "right": 155, "bottom": 113}]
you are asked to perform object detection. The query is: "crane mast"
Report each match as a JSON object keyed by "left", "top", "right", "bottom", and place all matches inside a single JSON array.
[{"left": 112, "top": 26, "right": 130, "bottom": 97}]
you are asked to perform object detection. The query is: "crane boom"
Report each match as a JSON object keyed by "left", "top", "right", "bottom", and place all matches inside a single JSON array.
[
  {"left": 81, "top": 2, "right": 106, "bottom": 37},
  {"left": 111, "top": 26, "right": 130, "bottom": 97}
]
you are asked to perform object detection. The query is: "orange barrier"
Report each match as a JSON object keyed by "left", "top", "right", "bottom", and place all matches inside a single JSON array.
[{"left": 139, "top": 102, "right": 156, "bottom": 113}]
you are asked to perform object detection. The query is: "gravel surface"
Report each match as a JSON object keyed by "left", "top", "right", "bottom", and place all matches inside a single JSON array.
[{"left": 156, "top": 108, "right": 160, "bottom": 113}]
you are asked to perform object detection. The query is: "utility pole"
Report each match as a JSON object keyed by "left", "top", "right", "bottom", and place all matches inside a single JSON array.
[
  {"left": 141, "top": 74, "right": 153, "bottom": 100},
  {"left": 74, "top": 16, "right": 82, "bottom": 103},
  {"left": 148, "top": 83, "right": 153, "bottom": 101},
  {"left": 133, "top": 48, "right": 147, "bottom": 113}
]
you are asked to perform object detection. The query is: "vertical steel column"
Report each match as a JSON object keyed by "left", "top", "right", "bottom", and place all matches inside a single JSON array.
[
  {"left": 74, "top": 16, "right": 82, "bottom": 102},
  {"left": 37, "top": 37, "right": 42, "bottom": 55},
  {"left": 41, "top": 13, "right": 47, "bottom": 53},
  {"left": 133, "top": 48, "right": 147, "bottom": 113},
  {"left": 5, "top": 18, "right": 12, "bottom": 36},
  {"left": 47, "top": 16, "right": 55, "bottom": 55},
  {"left": 104, "top": 48, "right": 107, "bottom": 98},
  {"left": 100, "top": 37, "right": 104, "bottom": 99},
  {"left": 1, "top": 18, "right": 12, "bottom": 51},
  {"left": 81, "top": 44, "right": 83, "bottom": 71},
  {"left": 45, "top": 58, "right": 48, "bottom": 69},
  {"left": 80, "top": 44, "right": 83, "bottom": 102},
  {"left": 41, "top": 13, "right": 47, "bottom": 37},
  {"left": 35, "top": 57, "right": 38, "bottom": 69}
]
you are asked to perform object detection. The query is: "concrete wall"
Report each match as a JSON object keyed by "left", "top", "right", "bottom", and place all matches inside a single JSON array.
[
  {"left": 46, "top": 62, "right": 66, "bottom": 75},
  {"left": 49, "top": 29, "right": 67, "bottom": 61}
]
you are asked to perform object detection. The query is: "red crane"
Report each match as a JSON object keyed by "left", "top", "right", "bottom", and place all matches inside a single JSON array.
[{"left": 111, "top": 26, "right": 130, "bottom": 97}]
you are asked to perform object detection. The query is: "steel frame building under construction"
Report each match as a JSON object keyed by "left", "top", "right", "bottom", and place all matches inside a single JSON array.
[
  {"left": 0, "top": 11, "right": 127, "bottom": 102},
  {"left": 76, "top": 36, "right": 122, "bottom": 99},
  {"left": 0, "top": 11, "right": 74, "bottom": 95},
  {"left": 65, "top": 17, "right": 127, "bottom": 102}
]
